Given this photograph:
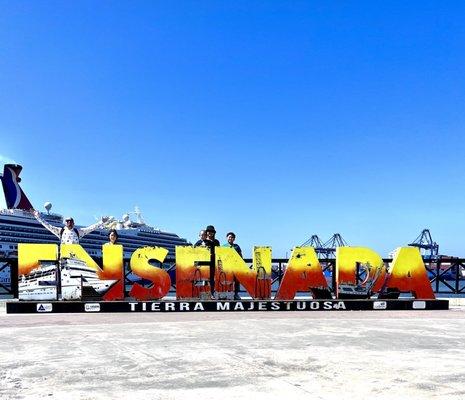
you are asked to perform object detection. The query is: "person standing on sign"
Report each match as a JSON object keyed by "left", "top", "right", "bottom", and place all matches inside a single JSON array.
[
  {"left": 204, "top": 225, "right": 220, "bottom": 297},
  {"left": 205, "top": 225, "right": 220, "bottom": 247},
  {"left": 223, "top": 232, "right": 243, "bottom": 300},
  {"left": 194, "top": 229, "right": 207, "bottom": 247},
  {"left": 33, "top": 210, "right": 106, "bottom": 244},
  {"left": 106, "top": 229, "right": 119, "bottom": 245},
  {"left": 223, "top": 232, "right": 242, "bottom": 257}
]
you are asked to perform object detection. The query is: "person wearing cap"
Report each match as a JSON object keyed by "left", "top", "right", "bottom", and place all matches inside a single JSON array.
[
  {"left": 223, "top": 232, "right": 243, "bottom": 300},
  {"left": 33, "top": 210, "right": 106, "bottom": 244},
  {"left": 205, "top": 225, "right": 220, "bottom": 247},
  {"left": 203, "top": 225, "right": 220, "bottom": 298}
]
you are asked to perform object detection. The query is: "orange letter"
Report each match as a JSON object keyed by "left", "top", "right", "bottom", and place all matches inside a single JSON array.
[
  {"left": 335, "top": 247, "right": 385, "bottom": 298},
  {"left": 61, "top": 244, "right": 124, "bottom": 300},
  {"left": 275, "top": 247, "right": 330, "bottom": 300},
  {"left": 18, "top": 243, "right": 58, "bottom": 276},
  {"left": 384, "top": 247, "right": 434, "bottom": 299},
  {"left": 216, "top": 246, "right": 272, "bottom": 299},
  {"left": 101, "top": 244, "right": 124, "bottom": 300},
  {"left": 176, "top": 246, "right": 211, "bottom": 300},
  {"left": 129, "top": 246, "right": 170, "bottom": 300}
]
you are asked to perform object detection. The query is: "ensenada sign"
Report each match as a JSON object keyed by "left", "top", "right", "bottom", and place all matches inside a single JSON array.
[
  {"left": 2, "top": 164, "right": 443, "bottom": 310},
  {"left": 17, "top": 243, "right": 435, "bottom": 302}
]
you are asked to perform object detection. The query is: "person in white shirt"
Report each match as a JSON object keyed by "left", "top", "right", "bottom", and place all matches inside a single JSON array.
[{"left": 33, "top": 210, "right": 105, "bottom": 244}]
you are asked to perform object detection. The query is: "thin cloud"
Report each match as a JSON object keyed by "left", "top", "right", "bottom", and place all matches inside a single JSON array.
[{"left": 0, "top": 155, "right": 17, "bottom": 165}]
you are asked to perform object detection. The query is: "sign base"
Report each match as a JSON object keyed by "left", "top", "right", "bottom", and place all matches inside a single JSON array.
[{"left": 6, "top": 299, "right": 449, "bottom": 314}]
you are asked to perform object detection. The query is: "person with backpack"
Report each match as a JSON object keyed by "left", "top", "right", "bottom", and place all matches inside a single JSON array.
[{"left": 33, "top": 210, "right": 106, "bottom": 244}]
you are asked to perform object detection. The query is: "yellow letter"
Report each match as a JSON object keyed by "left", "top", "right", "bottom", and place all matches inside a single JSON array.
[
  {"left": 176, "top": 246, "right": 211, "bottom": 300},
  {"left": 18, "top": 243, "right": 58, "bottom": 276},
  {"left": 216, "top": 246, "right": 272, "bottom": 299},
  {"left": 335, "top": 247, "right": 385, "bottom": 298},
  {"left": 61, "top": 244, "right": 124, "bottom": 300},
  {"left": 275, "top": 247, "right": 330, "bottom": 300},
  {"left": 384, "top": 247, "right": 434, "bottom": 299},
  {"left": 129, "top": 246, "right": 170, "bottom": 300}
]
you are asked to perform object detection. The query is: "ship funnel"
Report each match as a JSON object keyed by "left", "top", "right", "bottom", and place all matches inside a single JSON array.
[{"left": 0, "top": 164, "right": 34, "bottom": 210}]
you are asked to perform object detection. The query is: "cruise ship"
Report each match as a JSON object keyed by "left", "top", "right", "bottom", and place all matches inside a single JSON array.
[
  {"left": 0, "top": 164, "right": 190, "bottom": 260},
  {"left": 19, "top": 257, "right": 118, "bottom": 301}
]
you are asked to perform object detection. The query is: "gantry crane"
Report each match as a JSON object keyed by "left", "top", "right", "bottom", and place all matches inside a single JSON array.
[
  {"left": 301, "top": 233, "right": 348, "bottom": 258},
  {"left": 408, "top": 229, "right": 439, "bottom": 260}
]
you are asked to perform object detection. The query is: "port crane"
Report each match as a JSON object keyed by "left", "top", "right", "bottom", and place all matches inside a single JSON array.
[
  {"left": 301, "top": 233, "right": 348, "bottom": 258},
  {"left": 408, "top": 229, "right": 439, "bottom": 260}
]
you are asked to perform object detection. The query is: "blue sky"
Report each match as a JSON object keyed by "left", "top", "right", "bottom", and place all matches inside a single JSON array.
[{"left": 1, "top": 1, "right": 464, "bottom": 257}]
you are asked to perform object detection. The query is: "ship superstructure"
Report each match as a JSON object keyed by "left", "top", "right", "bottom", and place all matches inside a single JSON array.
[{"left": 0, "top": 164, "right": 189, "bottom": 259}]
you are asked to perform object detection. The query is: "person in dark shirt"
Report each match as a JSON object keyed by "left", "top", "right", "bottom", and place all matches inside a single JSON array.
[
  {"left": 106, "top": 229, "right": 119, "bottom": 245},
  {"left": 194, "top": 229, "right": 207, "bottom": 247},
  {"left": 223, "top": 231, "right": 243, "bottom": 300},
  {"left": 204, "top": 225, "right": 220, "bottom": 297},
  {"left": 205, "top": 225, "right": 220, "bottom": 247},
  {"left": 223, "top": 232, "right": 242, "bottom": 257}
]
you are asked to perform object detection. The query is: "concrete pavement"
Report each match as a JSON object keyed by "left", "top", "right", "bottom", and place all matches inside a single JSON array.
[{"left": 1, "top": 306, "right": 465, "bottom": 400}]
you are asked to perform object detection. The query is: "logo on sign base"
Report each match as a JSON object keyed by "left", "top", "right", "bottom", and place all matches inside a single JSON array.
[
  {"left": 36, "top": 303, "right": 53, "bottom": 312},
  {"left": 84, "top": 303, "right": 101, "bottom": 312}
]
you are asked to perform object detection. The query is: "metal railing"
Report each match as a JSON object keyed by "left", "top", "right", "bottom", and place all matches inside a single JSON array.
[{"left": 2, "top": 257, "right": 464, "bottom": 299}]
